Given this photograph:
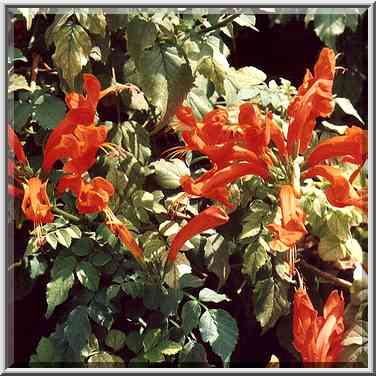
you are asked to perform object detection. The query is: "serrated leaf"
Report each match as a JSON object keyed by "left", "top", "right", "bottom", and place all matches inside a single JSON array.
[
  {"left": 253, "top": 276, "right": 290, "bottom": 333},
  {"left": 52, "top": 22, "right": 92, "bottom": 89},
  {"left": 64, "top": 305, "right": 91, "bottom": 354},
  {"left": 105, "top": 329, "right": 126, "bottom": 352},
  {"left": 29, "top": 256, "right": 47, "bottom": 279},
  {"left": 242, "top": 242, "right": 269, "bottom": 285},
  {"left": 45, "top": 232, "right": 58, "bottom": 250},
  {"left": 152, "top": 159, "right": 190, "bottom": 189},
  {"left": 199, "top": 309, "right": 238, "bottom": 365},
  {"left": 137, "top": 43, "right": 194, "bottom": 131},
  {"left": 179, "top": 273, "right": 205, "bottom": 289},
  {"left": 182, "top": 300, "right": 201, "bottom": 334},
  {"left": 46, "top": 255, "right": 77, "bottom": 317},
  {"left": 55, "top": 228, "right": 72, "bottom": 248},
  {"left": 199, "top": 288, "right": 230, "bottom": 303},
  {"left": 127, "top": 16, "right": 157, "bottom": 64},
  {"left": 76, "top": 9, "right": 107, "bottom": 35},
  {"left": 81, "top": 334, "right": 100, "bottom": 358},
  {"left": 34, "top": 94, "right": 66, "bottom": 129},
  {"left": 76, "top": 261, "right": 100, "bottom": 291}
]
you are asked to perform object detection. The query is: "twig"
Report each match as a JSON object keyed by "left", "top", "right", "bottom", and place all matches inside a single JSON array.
[
  {"left": 30, "top": 53, "right": 40, "bottom": 91},
  {"left": 52, "top": 207, "right": 80, "bottom": 223},
  {"left": 299, "top": 259, "right": 352, "bottom": 290},
  {"left": 198, "top": 14, "right": 240, "bottom": 36}
]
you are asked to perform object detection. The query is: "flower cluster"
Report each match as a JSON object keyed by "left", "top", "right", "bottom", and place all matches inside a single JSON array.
[
  {"left": 166, "top": 47, "right": 367, "bottom": 261},
  {"left": 8, "top": 74, "right": 144, "bottom": 262}
]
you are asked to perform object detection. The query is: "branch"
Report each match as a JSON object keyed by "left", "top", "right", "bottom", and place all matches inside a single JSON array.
[
  {"left": 52, "top": 207, "right": 80, "bottom": 223},
  {"left": 299, "top": 259, "right": 352, "bottom": 290},
  {"left": 198, "top": 14, "right": 239, "bottom": 36}
]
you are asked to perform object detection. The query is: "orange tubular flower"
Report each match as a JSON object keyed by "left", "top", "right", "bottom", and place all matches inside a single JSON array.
[
  {"left": 287, "top": 48, "right": 336, "bottom": 156},
  {"left": 293, "top": 288, "right": 345, "bottom": 364},
  {"left": 181, "top": 162, "right": 270, "bottom": 208},
  {"left": 306, "top": 126, "right": 368, "bottom": 168},
  {"left": 167, "top": 206, "right": 229, "bottom": 262},
  {"left": 303, "top": 165, "right": 367, "bottom": 213},
  {"left": 267, "top": 185, "right": 307, "bottom": 249},
  {"left": 266, "top": 112, "right": 288, "bottom": 162},
  {"left": 8, "top": 124, "right": 27, "bottom": 164},
  {"left": 43, "top": 124, "right": 108, "bottom": 174},
  {"left": 76, "top": 177, "right": 114, "bottom": 214},
  {"left": 21, "top": 177, "right": 54, "bottom": 244}
]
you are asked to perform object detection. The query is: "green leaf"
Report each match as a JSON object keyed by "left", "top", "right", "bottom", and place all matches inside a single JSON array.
[
  {"left": 76, "top": 261, "right": 100, "bottom": 291},
  {"left": 335, "top": 97, "right": 364, "bottom": 124},
  {"left": 233, "top": 14, "right": 257, "bottom": 30},
  {"left": 81, "top": 334, "right": 100, "bottom": 358},
  {"left": 196, "top": 56, "right": 226, "bottom": 96},
  {"left": 33, "top": 94, "right": 66, "bottom": 129},
  {"left": 29, "top": 256, "right": 48, "bottom": 279},
  {"left": 143, "top": 328, "right": 162, "bottom": 353},
  {"left": 242, "top": 242, "right": 269, "bottom": 285},
  {"left": 253, "top": 275, "right": 290, "bottom": 333},
  {"left": 105, "top": 329, "right": 126, "bottom": 352},
  {"left": 124, "top": 330, "right": 143, "bottom": 354},
  {"left": 152, "top": 159, "right": 190, "bottom": 189},
  {"left": 157, "top": 340, "right": 182, "bottom": 356},
  {"left": 179, "top": 340, "right": 208, "bottom": 366},
  {"left": 181, "top": 300, "right": 201, "bottom": 334},
  {"left": 127, "top": 16, "right": 157, "bottom": 64},
  {"left": 32, "top": 337, "right": 55, "bottom": 363},
  {"left": 65, "top": 305, "right": 91, "bottom": 354},
  {"left": 318, "top": 234, "right": 348, "bottom": 262},
  {"left": 88, "top": 299, "right": 114, "bottom": 330},
  {"left": 199, "top": 309, "right": 238, "bottom": 365},
  {"left": 76, "top": 9, "right": 107, "bottom": 35},
  {"left": 52, "top": 22, "right": 92, "bottom": 89},
  {"left": 72, "top": 238, "right": 93, "bottom": 257},
  {"left": 46, "top": 276, "right": 75, "bottom": 319},
  {"left": 13, "top": 102, "right": 33, "bottom": 131},
  {"left": 199, "top": 288, "right": 230, "bottom": 303},
  {"left": 179, "top": 273, "right": 205, "bottom": 289},
  {"left": 137, "top": 43, "right": 194, "bottom": 131},
  {"left": 91, "top": 251, "right": 112, "bottom": 267},
  {"left": 8, "top": 73, "right": 32, "bottom": 93},
  {"left": 88, "top": 351, "right": 124, "bottom": 367}
]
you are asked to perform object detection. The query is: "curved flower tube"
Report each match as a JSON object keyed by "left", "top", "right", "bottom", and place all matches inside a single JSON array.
[
  {"left": 293, "top": 288, "right": 344, "bottom": 364},
  {"left": 287, "top": 48, "right": 336, "bottom": 156},
  {"left": 166, "top": 206, "right": 229, "bottom": 262},
  {"left": 267, "top": 185, "right": 307, "bottom": 249},
  {"left": 302, "top": 165, "right": 367, "bottom": 213},
  {"left": 180, "top": 162, "right": 270, "bottom": 208},
  {"left": 8, "top": 124, "right": 28, "bottom": 164},
  {"left": 306, "top": 126, "right": 367, "bottom": 168}
]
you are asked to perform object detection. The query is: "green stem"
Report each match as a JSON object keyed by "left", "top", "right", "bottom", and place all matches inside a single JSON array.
[
  {"left": 52, "top": 207, "right": 80, "bottom": 223},
  {"left": 183, "top": 292, "right": 208, "bottom": 310}
]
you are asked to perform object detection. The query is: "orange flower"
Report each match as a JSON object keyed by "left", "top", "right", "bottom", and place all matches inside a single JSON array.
[
  {"left": 307, "top": 126, "right": 367, "bottom": 168},
  {"left": 266, "top": 112, "right": 288, "bottom": 161},
  {"left": 76, "top": 177, "right": 114, "bottom": 214},
  {"left": 43, "top": 124, "right": 108, "bottom": 174},
  {"left": 267, "top": 185, "right": 307, "bottom": 249},
  {"left": 21, "top": 177, "right": 54, "bottom": 244},
  {"left": 293, "top": 288, "right": 345, "bottom": 364},
  {"left": 166, "top": 206, "right": 229, "bottom": 262},
  {"left": 181, "top": 162, "right": 269, "bottom": 208},
  {"left": 8, "top": 124, "right": 27, "bottom": 164},
  {"left": 287, "top": 48, "right": 336, "bottom": 156},
  {"left": 106, "top": 220, "right": 144, "bottom": 262},
  {"left": 303, "top": 165, "right": 367, "bottom": 213}
]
